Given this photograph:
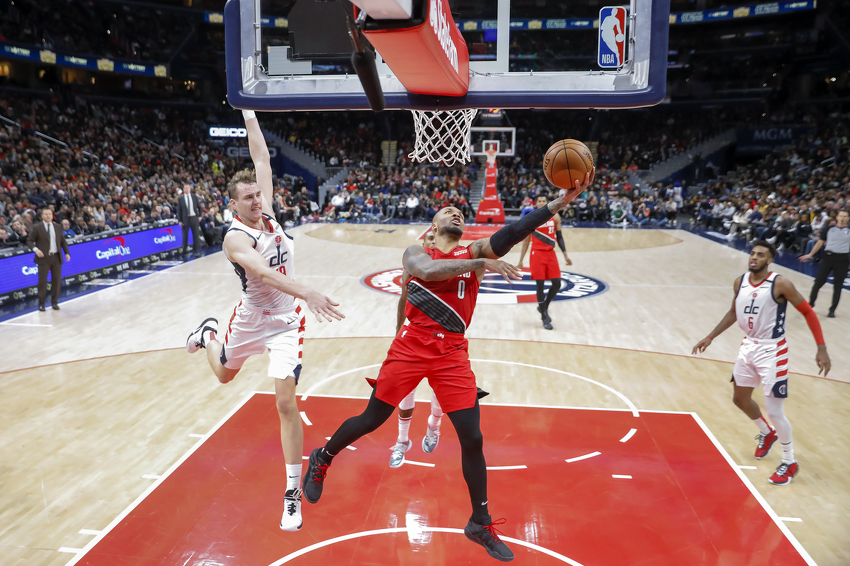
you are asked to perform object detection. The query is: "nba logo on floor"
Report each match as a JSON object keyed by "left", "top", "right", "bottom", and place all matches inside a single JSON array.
[{"left": 598, "top": 7, "right": 627, "bottom": 68}]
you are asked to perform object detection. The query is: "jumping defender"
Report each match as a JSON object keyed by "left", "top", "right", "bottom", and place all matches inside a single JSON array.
[
  {"left": 186, "top": 110, "right": 344, "bottom": 531},
  {"left": 692, "top": 240, "right": 830, "bottom": 485}
]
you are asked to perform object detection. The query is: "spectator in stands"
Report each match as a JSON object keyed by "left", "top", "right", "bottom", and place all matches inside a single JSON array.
[
  {"left": 10, "top": 219, "right": 28, "bottom": 242},
  {"left": 405, "top": 192, "right": 421, "bottom": 220},
  {"left": 0, "top": 227, "right": 15, "bottom": 248},
  {"left": 62, "top": 219, "right": 75, "bottom": 239},
  {"left": 201, "top": 207, "right": 226, "bottom": 246}
]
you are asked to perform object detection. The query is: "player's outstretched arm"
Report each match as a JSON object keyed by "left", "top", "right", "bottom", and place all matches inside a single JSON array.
[
  {"left": 403, "top": 245, "right": 521, "bottom": 283},
  {"left": 692, "top": 277, "right": 741, "bottom": 354},
  {"left": 775, "top": 276, "right": 830, "bottom": 375},
  {"left": 224, "top": 232, "right": 345, "bottom": 323},
  {"left": 242, "top": 110, "right": 275, "bottom": 215},
  {"left": 470, "top": 169, "right": 593, "bottom": 260}
]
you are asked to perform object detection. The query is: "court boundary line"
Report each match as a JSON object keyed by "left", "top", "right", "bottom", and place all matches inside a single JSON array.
[
  {"left": 2, "top": 338, "right": 844, "bottom": 385},
  {"left": 58, "top": 391, "right": 816, "bottom": 566},
  {"left": 61, "top": 391, "right": 257, "bottom": 566},
  {"left": 689, "top": 412, "right": 817, "bottom": 566}
]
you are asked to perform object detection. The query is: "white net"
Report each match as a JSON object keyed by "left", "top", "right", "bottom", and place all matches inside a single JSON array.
[{"left": 408, "top": 109, "right": 478, "bottom": 166}]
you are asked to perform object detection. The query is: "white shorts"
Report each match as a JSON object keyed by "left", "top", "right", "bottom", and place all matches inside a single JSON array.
[
  {"left": 220, "top": 301, "right": 305, "bottom": 381},
  {"left": 732, "top": 337, "right": 789, "bottom": 398}
]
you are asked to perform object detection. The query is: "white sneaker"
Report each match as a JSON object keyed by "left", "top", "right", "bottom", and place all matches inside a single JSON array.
[
  {"left": 422, "top": 426, "right": 441, "bottom": 454},
  {"left": 279, "top": 488, "right": 303, "bottom": 531},
  {"left": 389, "top": 439, "right": 412, "bottom": 468},
  {"left": 186, "top": 317, "right": 218, "bottom": 353}
]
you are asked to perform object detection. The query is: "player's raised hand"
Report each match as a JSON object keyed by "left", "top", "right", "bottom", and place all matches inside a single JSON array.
[
  {"left": 305, "top": 290, "right": 345, "bottom": 322},
  {"left": 816, "top": 346, "right": 831, "bottom": 376},
  {"left": 557, "top": 167, "right": 595, "bottom": 205},
  {"left": 483, "top": 259, "right": 522, "bottom": 282},
  {"left": 692, "top": 336, "right": 712, "bottom": 354}
]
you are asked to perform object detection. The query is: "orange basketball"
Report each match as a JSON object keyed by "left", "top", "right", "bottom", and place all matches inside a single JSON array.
[{"left": 542, "top": 139, "right": 594, "bottom": 190}]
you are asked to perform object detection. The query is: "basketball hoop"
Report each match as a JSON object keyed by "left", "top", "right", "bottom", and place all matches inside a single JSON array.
[
  {"left": 408, "top": 109, "right": 477, "bottom": 166},
  {"left": 484, "top": 147, "right": 498, "bottom": 167}
]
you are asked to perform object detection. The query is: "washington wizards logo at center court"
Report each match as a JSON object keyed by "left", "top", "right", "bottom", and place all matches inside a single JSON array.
[{"left": 362, "top": 269, "right": 608, "bottom": 304}]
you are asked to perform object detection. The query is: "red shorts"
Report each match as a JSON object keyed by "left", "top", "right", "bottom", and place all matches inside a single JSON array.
[
  {"left": 530, "top": 249, "right": 560, "bottom": 280},
  {"left": 375, "top": 324, "right": 477, "bottom": 413}
]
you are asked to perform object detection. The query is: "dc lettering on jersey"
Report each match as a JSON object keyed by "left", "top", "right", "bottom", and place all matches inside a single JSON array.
[
  {"left": 269, "top": 245, "right": 288, "bottom": 269},
  {"left": 743, "top": 295, "right": 760, "bottom": 315}
]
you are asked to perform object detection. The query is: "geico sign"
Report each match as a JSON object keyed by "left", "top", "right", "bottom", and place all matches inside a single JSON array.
[
  {"left": 209, "top": 127, "right": 247, "bottom": 138},
  {"left": 226, "top": 146, "right": 278, "bottom": 158}
]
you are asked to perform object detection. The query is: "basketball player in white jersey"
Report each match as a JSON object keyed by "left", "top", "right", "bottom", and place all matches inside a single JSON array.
[
  {"left": 693, "top": 240, "right": 830, "bottom": 485},
  {"left": 185, "top": 110, "right": 344, "bottom": 530}
]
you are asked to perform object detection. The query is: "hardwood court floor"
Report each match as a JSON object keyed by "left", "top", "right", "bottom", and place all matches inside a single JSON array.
[{"left": 1, "top": 224, "right": 848, "bottom": 565}]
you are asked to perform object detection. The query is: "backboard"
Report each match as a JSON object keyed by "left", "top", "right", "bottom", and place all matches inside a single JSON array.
[
  {"left": 470, "top": 127, "right": 515, "bottom": 157},
  {"left": 225, "top": 0, "right": 670, "bottom": 112}
]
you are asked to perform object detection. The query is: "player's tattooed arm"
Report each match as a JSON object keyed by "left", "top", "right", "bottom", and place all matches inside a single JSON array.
[
  {"left": 692, "top": 276, "right": 740, "bottom": 354},
  {"left": 403, "top": 245, "right": 521, "bottom": 282}
]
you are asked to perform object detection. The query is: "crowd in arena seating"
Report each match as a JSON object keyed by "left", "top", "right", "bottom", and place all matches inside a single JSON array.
[
  {"left": 684, "top": 108, "right": 849, "bottom": 254},
  {"left": 0, "top": 96, "right": 243, "bottom": 250},
  {"left": 2, "top": 89, "right": 846, "bottom": 257},
  {"left": 0, "top": 0, "right": 193, "bottom": 62}
]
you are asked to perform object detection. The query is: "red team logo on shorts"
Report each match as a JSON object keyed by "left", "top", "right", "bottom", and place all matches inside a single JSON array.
[{"left": 361, "top": 269, "right": 608, "bottom": 304}]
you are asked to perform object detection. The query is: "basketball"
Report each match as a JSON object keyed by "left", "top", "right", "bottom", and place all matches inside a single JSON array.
[
  {"left": 542, "top": 139, "right": 594, "bottom": 190},
  {"left": 616, "top": 33, "right": 625, "bottom": 41}
]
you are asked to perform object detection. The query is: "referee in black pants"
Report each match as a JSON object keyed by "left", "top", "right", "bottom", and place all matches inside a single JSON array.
[{"left": 800, "top": 210, "right": 850, "bottom": 318}]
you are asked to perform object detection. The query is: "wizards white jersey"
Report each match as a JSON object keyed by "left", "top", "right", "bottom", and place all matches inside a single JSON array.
[
  {"left": 735, "top": 272, "right": 786, "bottom": 340},
  {"left": 224, "top": 213, "right": 296, "bottom": 310}
]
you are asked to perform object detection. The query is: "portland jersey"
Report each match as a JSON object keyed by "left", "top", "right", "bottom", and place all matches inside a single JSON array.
[
  {"left": 224, "top": 213, "right": 296, "bottom": 310},
  {"left": 735, "top": 272, "right": 786, "bottom": 340},
  {"left": 404, "top": 245, "right": 480, "bottom": 334},
  {"left": 531, "top": 218, "right": 557, "bottom": 251}
]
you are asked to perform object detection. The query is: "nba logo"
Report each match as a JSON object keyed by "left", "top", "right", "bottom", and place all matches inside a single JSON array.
[{"left": 598, "top": 7, "right": 627, "bottom": 69}]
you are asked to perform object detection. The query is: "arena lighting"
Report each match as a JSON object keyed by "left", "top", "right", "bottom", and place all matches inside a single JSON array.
[{"left": 208, "top": 126, "right": 247, "bottom": 138}]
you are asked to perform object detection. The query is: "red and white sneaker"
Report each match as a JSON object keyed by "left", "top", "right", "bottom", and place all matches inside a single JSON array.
[
  {"left": 768, "top": 461, "right": 799, "bottom": 486},
  {"left": 186, "top": 317, "right": 218, "bottom": 353},
  {"left": 754, "top": 429, "right": 777, "bottom": 459}
]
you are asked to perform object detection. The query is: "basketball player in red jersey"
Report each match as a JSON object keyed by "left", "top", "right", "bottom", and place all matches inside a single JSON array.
[
  {"left": 303, "top": 170, "right": 593, "bottom": 562},
  {"left": 693, "top": 240, "right": 830, "bottom": 485},
  {"left": 516, "top": 194, "right": 572, "bottom": 330},
  {"left": 382, "top": 231, "right": 489, "bottom": 468}
]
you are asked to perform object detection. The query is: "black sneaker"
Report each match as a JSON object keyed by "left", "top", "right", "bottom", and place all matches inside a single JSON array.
[
  {"left": 536, "top": 304, "right": 551, "bottom": 324},
  {"left": 302, "top": 448, "right": 331, "bottom": 504},
  {"left": 827, "top": 309, "right": 836, "bottom": 318},
  {"left": 464, "top": 518, "right": 514, "bottom": 562}
]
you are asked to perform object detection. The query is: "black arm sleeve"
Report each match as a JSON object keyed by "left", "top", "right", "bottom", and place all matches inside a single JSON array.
[
  {"left": 556, "top": 231, "right": 566, "bottom": 252},
  {"left": 489, "top": 205, "right": 555, "bottom": 257}
]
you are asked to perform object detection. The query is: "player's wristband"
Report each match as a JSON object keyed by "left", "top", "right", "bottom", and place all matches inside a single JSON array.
[
  {"left": 556, "top": 231, "right": 566, "bottom": 252},
  {"left": 242, "top": 109, "right": 256, "bottom": 121},
  {"left": 794, "top": 300, "right": 825, "bottom": 345}
]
